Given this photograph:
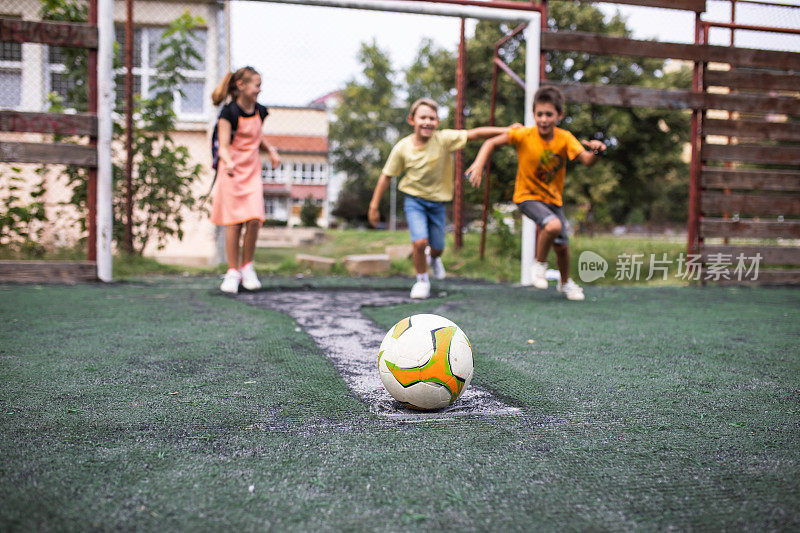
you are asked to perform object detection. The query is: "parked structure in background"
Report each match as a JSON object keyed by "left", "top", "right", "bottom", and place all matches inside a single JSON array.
[
  {"left": 1, "top": 0, "right": 344, "bottom": 267},
  {"left": 261, "top": 103, "right": 344, "bottom": 228}
]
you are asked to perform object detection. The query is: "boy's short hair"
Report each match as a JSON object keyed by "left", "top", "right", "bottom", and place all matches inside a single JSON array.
[
  {"left": 409, "top": 98, "right": 438, "bottom": 118},
  {"left": 533, "top": 85, "right": 565, "bottom": 115}
]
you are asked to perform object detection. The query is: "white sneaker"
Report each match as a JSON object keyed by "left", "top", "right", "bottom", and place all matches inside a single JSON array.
[
  {"left": 240, "top": 262, "right": 262, "bottom": 291},
  {"left": 557, "top": 278, "right": 585, "bottom": 301},
  {"left": 531, "top": 261, "right": 549, "bottom": 290},
  {"left": 431, "top": 257, "right": 446, "bottom": 280},
  {"left": 410, "top": 280, "right": 431, "bottom": 299},
  {"left": 220, "top": 268, "right": 241, "bottom": 294}
]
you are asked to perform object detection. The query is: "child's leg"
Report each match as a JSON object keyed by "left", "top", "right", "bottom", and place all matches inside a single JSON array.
[
  {"left": 225, "top": 224, "right": 243, "bottom": 270},
  {"left": 518, "top": 201, "right": 561, "bottom": 264},
  {"left": 241, "top": 219, "right": 261, "bottom": 266},
  {"left": 536, "top": 218, "right": 562, "bottom": 263},
  {"left": 426, "top": 201, "right": 447, "bottom": 260},
  {"left": 412, "top": 240, "right": 429, "bottom": 273},
  {"left": 553, "top": 243, "right": 570, "bottom": 284},
  {"left": 405, "top": 196, "right": 431, "bottom": 275}
]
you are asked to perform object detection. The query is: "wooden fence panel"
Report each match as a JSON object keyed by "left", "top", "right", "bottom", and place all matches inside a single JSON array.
[
  {"left": 0, "top": 261, "right": 97, "bottom": 283},
  {"left": 702, "top": 143, "right": 800, "bottom": 165},
  {"left": 0, "top": 141, "right": 97, "bottom": 166},
  {"left": 541, "top": 30, "right": 800, "bottom": 70},
  {"left": 705, "top": 68, "right": 800, "bottom": 92},
  {"left": 701, "top": 191, "right": 800, "bottom": 217},
  {"left": 713, "top": 269, "right": 800, "bottom": 286},
  {"left": 0, "top": 111, "right": 97, "bottom": 137},
  {"left": 701, "top": 168, "right": 800, "bottom": 192},
  {"left": 703, "top": 119, "right": 800, "bottom": 143},
  {"left": 700, "top": 218, "right": 800, "bottom": 239},
  {"left": 703, "top": 92, "right": 800, "bottom": 116},
  {"left": 700, "top": 245, "right": 800, "bottom": 266},
  {"left": 551, "top": 82, "right": 800, "bottom": 114},
  {"left": 551, "top": 82, "right": 699, "bottom": 109},
  {"left": 0, "top": 17, "right": 97, "bottom": 48},
  {"left": 578, "top": 0, "right": 705, "bottom": 10}
]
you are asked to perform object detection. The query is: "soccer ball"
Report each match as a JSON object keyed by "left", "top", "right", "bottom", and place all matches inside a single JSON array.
[{"left": 378, "top": 314, "right": 474, "bottom": 410}]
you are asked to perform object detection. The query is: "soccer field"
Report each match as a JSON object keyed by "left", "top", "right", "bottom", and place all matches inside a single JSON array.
[{"left": 1, "top": 278, "right": 798, "bottom": 531}]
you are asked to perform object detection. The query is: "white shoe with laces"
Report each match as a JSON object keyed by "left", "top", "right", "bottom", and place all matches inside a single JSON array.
[
  {"left": 557, "top": 278, "right": 585, "bottom": 301},
  {"left": 431, "top": 257, "right": 446, "bottom": 280},
  {"left": 531, "top": 261, "right": 549, "bottom": 290},
  {"left": 220, "top": 268, "right": 241, "bottom": 294},
  {"left": 240, "top": 262, "right": 262, "bottom": 291},
  {"left": 410, "top": 280, "right": 431, "bottom": 299}
]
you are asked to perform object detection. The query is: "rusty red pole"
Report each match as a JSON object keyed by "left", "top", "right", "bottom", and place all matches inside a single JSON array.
[
  {"left": 124, "top": 0, "right": 134, "bottom": 253},
  {"left": 454, "top": 18, "right": 466, "bottom": 250},
  {"left": 479, "top": 22, "right": 529, "bottom": 260},
  {"left": 87, "top": 0, "right": 98, "bottom": 262},
  {"left": 479, "top": 46, "right": 500, "bottom": 260},
  {"left": 723, "top": 1, "right": 735, "bottom": 243},
  {"left": 687, "top": 13, "right": 703, "bottom": 257}
]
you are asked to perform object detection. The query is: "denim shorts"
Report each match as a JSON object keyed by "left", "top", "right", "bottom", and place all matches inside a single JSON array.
[
  {"left": 404, "top": 194, "right": 446, "bottom": 251},
  {"left": 516, "top": 200, "right": 569, "bottom": 245}
]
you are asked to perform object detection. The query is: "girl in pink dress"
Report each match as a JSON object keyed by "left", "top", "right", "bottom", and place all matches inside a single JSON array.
[{"left": 210, "top": 67, "right": 280, "bottom": 293}]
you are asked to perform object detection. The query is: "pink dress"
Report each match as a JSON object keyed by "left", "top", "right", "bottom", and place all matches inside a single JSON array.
[{"left": 210, "top": 109, "right": 265, "bottom": 226}]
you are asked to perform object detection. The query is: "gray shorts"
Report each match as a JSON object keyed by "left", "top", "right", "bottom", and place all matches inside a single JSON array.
[{"left": 516, "top": 200, "right": 569, "bottom": 245}]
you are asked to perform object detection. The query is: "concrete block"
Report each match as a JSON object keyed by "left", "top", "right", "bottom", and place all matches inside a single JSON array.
[
  {"left": 384, "top": 244, "right": 413, "bottom": 261},
  {"left": 296, "top": 254, "right": 335, "bottom": 273},
  {"left": 342, "top": 254, "right": 391, "bottom": 276}
]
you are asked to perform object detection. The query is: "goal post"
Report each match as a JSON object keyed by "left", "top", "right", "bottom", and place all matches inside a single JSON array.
[
  {"left": 257, "top": 0, "right": 541, "bottom": 285},
  {"left": 97, "top": 0, "right": 114, "bottom": 282}
]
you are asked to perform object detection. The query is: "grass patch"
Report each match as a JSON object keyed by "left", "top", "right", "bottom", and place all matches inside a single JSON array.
[
  {"left": 257, "top": 229, "right": 687, "bottom": 285},
  {"left": 1, "top": 279, "right": 798, "bottom": 530}
]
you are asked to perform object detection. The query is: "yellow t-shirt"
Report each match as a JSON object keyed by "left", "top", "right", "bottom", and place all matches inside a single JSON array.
[
  {"left": 508, "top": 126, "right": 586, "bottom": 206},
  {"left": 382, "top": 129, "right": 468, "bottom": 202}
]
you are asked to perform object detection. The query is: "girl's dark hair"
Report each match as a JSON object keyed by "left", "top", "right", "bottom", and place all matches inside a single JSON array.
[
  {"left": 533, "top": 85, "right": 564, "bottom": 114},
  {"left": 211, "top": 66, "right": 259, "bottom": 106}
]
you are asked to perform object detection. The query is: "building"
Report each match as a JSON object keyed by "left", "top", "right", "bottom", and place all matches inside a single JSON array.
[
  {"left": 1, "top": 0, "right": 341, "bottom": 267},
  {"left": 261, "top": 104, "right": 331, "bottom": 227}
]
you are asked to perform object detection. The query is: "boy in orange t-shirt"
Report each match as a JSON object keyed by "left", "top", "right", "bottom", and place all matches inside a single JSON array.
[{"left": 466, "top": 85, "right": 606, "bottom": 301}]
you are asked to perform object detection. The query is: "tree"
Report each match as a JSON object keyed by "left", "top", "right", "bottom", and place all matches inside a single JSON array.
[
  {"left": 377, "top": 3, "right": 692, "bottom": 226},
  {"left": 330, "top": 42, "right": 406, "bottom": 224},
  {"left": 299, "top": 196, "right": 321, "bottom": 227}
]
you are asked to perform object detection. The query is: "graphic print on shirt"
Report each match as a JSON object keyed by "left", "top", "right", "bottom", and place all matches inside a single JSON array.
[{"left": 535, "top": 150, "right": 565, "bottom": 185}]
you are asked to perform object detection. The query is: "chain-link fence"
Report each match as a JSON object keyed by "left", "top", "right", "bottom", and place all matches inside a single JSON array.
[{"left": 2, "top": 0, "right": 797, "bottom": 267}]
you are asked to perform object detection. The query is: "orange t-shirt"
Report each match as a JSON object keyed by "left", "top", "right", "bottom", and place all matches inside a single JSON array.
[{"left": 508, "top": 126, "right": 586, "bottom": 206}]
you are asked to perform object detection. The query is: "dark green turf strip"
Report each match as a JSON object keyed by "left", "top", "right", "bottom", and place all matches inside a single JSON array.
[{"left": 1, "top": 280, "right": 798, "bottom": 531}]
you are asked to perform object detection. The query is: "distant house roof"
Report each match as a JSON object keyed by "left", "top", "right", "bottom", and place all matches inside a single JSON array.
[
  {"left": 308, "top": 90, "right": 341, "bottom": 108},
  {"left": 264, "top": 135, "right": 328, "bottom": 154}
]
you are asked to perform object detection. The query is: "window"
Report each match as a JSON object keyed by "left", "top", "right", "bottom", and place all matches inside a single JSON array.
[
  {"left": 263, "top": 162, "right": 330, "bottom": 184},
  {"left": 109, "top": 25, "right": 207, "bottom": 118},
  {"left": 0, "top": 36, "right": 22, "bottom": 108},
  {"left": 46, "top": 45, "right": 90, "bottom": 110}
]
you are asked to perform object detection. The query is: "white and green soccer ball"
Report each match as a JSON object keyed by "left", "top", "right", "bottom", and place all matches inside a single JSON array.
[{"left": 378, "top": 314, "right": 474, "bottom": 410}]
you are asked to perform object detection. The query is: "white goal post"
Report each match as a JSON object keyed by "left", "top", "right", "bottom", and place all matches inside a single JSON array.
[
  {"left": 97, "top": 0, "right": 114, "bottom": 282},
  {"left": 252, "top": 0, "right": 541, "bottom": 285}
]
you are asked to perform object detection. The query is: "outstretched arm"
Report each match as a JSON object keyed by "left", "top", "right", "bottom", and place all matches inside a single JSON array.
[
  {"left": 465, "top": 132, "right": 511, "bottom": 188},
  {"left": 368, "top": 173, "right": 392, "bottom": 228},
  {"left": 466, "top": 123, "right": 523, "bottom": 141},
  {"left": 576, "top": 139, "right": 607, "bottom": 167},
  {"left": 260, "top": 136, "right": 281, "bottom": 169}
]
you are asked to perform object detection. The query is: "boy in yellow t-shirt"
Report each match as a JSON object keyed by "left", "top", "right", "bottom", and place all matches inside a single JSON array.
[
  {"left": 369, "top": 98, "right": 514, "bottom": 300},
  {"left": 466, "top": 85, "right": 606, "bottom": 301}
]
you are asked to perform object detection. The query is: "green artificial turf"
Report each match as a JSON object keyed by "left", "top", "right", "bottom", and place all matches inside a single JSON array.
[{"left": 1, "top": 279, "right": 798, "bottom": 531}]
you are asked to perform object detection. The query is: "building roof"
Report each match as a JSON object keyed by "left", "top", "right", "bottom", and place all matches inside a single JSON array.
[{"left": 264, "top": 135, "right": 328, "bottom": 154}]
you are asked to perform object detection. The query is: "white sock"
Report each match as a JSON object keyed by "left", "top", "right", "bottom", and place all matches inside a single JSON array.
[{"left": 417, "top": 273, "right": 429, "bottom": 283}]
